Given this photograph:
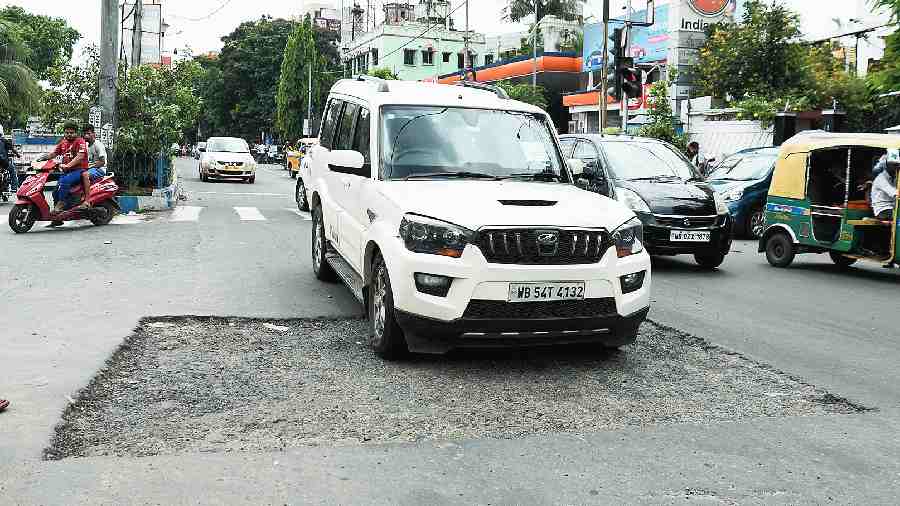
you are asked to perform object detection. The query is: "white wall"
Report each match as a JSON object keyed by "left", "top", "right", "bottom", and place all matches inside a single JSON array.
[{"left": 685, "top": 115, "right": 773, "bottom": 162}]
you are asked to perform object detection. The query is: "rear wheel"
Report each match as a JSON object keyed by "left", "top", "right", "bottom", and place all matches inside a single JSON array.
[
  {"left": 694, "top": 252, "right": 726, "bottom": 269},
  {"left": 311, "top": 206, "right": 337, "bottom": 282},
  {"left": 295, "top": 178, "right": 309, "bottom": 212},
  {"left": 829, "top": 251, "right": 858, "bottom": 268},
  {"left": 8, "top": 203, "right": 37, "bottom": 233},
  {"left": 370, "top": 253, "right": 408, "bottom": 360},
  {"left": 765, "top": 232, "right": 796, "bottom": 268},
  {"left": 90, "top": 201, "right": 116, "bottom": 226}
]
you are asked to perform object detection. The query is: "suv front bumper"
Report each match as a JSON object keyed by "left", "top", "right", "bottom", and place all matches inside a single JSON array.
[{"left": 381, "top": 237, "right": 651, "bottom": 353}]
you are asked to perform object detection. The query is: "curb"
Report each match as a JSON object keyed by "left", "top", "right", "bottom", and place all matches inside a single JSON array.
[{"left": 116, "top": 172, "right": 181, "bottom": 214}]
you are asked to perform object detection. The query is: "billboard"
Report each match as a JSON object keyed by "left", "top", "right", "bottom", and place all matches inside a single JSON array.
[
  {"left": 582, "top": 3, "right": 671, "bottom": 72},
  {"left": 121, "top": 2, "right": 164, "bottom": 65}
]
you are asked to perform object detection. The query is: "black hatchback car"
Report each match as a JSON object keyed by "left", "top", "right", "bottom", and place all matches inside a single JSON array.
[{"left": 560, "top": 135, "right": 733, "bottom": 268}]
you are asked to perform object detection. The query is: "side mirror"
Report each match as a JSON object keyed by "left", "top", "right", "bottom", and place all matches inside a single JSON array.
[
  {"left": 329, "top": 150, "right": 366, "bottom": 172},
  {"left": 567, "top": 158, "right": 585, "bottom": 176}
]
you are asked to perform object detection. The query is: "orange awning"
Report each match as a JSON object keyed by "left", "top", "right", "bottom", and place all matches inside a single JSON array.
[{"left": 562, "top": 91, "right": 617, "bottom": 107}]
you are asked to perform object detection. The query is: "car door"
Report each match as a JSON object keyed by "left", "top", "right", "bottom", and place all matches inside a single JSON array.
[
  {"left": 330, "top": 100, "right": 364, "bottom": 267},
  {"left": 574, "top": 140, "right": 614, "bottom": 198},
  {"left": 339, "top": 104, "right": 373, "bottom": 272},
  {"left": 311, "top": 98, "right": 346, "bottom": 248}
]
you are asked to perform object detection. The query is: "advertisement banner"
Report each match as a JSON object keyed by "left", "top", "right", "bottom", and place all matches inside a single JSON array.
[{"left": 582, "top": 2, "right": 672, "bottom": 71}]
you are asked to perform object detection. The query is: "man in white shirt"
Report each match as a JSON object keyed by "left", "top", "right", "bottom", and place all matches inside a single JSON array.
[
  {"left": 77, "top": 125, "right": 107, "bottom": 208},
  {"left": 871, "top": 150, "right": 898, "bottom": 220}
]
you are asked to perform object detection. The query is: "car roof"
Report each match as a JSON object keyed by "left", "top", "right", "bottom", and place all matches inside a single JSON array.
[
  {"left": 329, "top": 79, "right": 546, "bottom": 116},
  {"left": 727, "top": 146, "right": 781, "bottom": 157},
  {"left": 782, "top": 131, "right": 900, "bottom": 152}
]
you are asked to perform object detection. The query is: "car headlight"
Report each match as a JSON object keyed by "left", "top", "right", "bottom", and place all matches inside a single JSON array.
[
  {"left": 398, "top": 214, "right": 475, "bottom": 258},
  {"left": 720, "top": 188, "right": 744, "bottom": 203},
  {"left": 616, "top": 188, "right": 651, "bottom": 214},
  {"left": 714, "top": 192, "right": 730, "bottom": 215},
  {"left": 612, "top": 217, "right": 644, "bottom": 258}
]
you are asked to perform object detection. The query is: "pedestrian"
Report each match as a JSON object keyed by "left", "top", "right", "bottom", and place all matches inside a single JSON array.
[{"left": 686, "top": 141, "right": 704, "bottom": 167}]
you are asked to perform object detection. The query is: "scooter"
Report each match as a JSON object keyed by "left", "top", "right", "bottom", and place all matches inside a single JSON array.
[{"left": 8, "top": 160, "right": 120, "bottom": 233}]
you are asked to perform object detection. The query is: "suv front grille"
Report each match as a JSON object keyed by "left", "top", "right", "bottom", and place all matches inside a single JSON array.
[
  {"left": 654, "top": 215, "right": 718, "bottom": 229},
  {"left": 475, "top": 228, "right": 611, "bottom": 265},
  {"left": 463, "top": 298, "right": 617, "bottom": 320}
]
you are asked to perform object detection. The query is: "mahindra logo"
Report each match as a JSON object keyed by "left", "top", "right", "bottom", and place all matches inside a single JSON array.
[
  {"left": 683, "top": 218, "right": 691, "bottom": 227},
  {"left": 536, "top": 230, "right": 559, "bottom": 256},
  {"left": 688, "top": 0, "right": 731, "bottom": 17}
]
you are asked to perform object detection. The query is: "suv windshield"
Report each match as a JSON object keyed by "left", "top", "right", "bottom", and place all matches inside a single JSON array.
[
  {"left": 381, "top": 106, "right": 567, "bottom": 181},
  {"left": 601, "top": 141, "right": 699, "bottom": 181},
  {"left": 708, "top": 151, "right": 778, "bottom": 181},
  {"left": 207, "top": 138, "right": 249, "bottom": 153}
]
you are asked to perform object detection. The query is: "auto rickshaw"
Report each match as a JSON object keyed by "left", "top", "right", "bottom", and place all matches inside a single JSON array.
[
  {"left": 286, "top": 138, "right": 318, "bottom": 179},
  {"left": 759, "top": 132, "right": 900, "bottom": 269}
]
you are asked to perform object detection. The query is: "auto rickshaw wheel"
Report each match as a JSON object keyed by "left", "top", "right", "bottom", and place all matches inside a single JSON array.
[
  {"left": 765, "top": 232, "right": 795, "bottom": 268},
  {"left": 829, "top": 251, "right": 858, "bottom": 268}
]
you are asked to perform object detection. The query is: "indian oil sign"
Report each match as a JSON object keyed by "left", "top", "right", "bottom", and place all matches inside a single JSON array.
[{"left": 675, "top": 0, "right": 737, "bottom": 32}]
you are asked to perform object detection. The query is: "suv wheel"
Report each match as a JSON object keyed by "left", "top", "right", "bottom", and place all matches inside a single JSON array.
[
  {"left": 694, "top": 252, "right": 725, "bottom": 270},
  {"left": 311, "top": 206, "right": 336, "bottom": 281},
  {"left": 765, "top": 232, "right": 796, "bottom": 268},
  {"left": 369, "top": 253, "right": 408, "bottom": 360},
  {"left": 296, "top": 178, "right": 309, "bottom": 211}
]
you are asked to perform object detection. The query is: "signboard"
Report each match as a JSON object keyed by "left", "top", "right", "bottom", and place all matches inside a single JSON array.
[
  {"left": 672, "top": 0, "right": 737, "bottom": 32},
  {"left": 582, "top": 3, "right": 671, "bottom": 71},
  {"left": 121, "top": 3, "right": 163, "bottom": 65},
  {"left": 101, "top": 123, "right": 115, "bottom": 152},
  {"left": 303, "top": 119, "right": 311, "bottom": 137},
  {"left": 89, "top": 106, "right": 102, "bottom": 129}
]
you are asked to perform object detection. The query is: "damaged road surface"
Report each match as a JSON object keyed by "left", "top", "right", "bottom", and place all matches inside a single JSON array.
[{"left": 46, "top": 317, "right": 869, "bottom": 460}]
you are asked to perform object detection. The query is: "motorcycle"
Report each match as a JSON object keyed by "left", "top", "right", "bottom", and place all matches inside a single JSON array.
[{"left": 8, "top": 160, "right": 120, "bottom": 233}]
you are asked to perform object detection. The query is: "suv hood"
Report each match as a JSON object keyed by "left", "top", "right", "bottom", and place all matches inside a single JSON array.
[
  {"left": 618, "top": 180, "right": 717, "bottom": 216},
  {"left": 377, "top": 181, "right": 634, "bottom": 230}
]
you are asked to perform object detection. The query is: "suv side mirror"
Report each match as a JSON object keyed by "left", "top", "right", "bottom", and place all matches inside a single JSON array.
[
  {"left": 329, "top": 150, "right": 366, "bottom": 174},
  {"left": 567, "top": 158, "right": 585, "bottom": 176}
]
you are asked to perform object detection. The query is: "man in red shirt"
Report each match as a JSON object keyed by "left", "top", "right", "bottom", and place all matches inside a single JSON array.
[{"left": 38, "top": 122, "right": 89, "bottom": 219}]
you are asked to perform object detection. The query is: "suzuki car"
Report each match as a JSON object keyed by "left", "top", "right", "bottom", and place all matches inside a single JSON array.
[
  {"left": 304, "top": 78, "right": 651, "bottom": 359},
  {"left": 199, "top": 137, "right": 257, "bottom": 184}
]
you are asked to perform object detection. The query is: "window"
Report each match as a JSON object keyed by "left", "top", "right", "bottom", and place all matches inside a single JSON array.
[
  {"left": 371, "top": 48, "right": 379, "bottom": 66},
  {"left": 469, "top": 53, "right": 478, "bottom": 66},
  {"left": 422, "top": 49, "right": 434, "bottom": 65},
  {"left": 573, "top": 140, "right": 599, "bottom": 161},
  {"left": 353, "top": 107, "right": 371, "bottom": 168},
  {"left": 558, "top": 138, "right": 577, "bottom": 158},
  {"left": 600, "top": 141, "right": 699, "bottom": 181},
  {"left": 335, "top": 102, "right": 360, "bottom": 151},
  {"left": 484, "top": 54, "right": 494, "bottom": 65},
  {"left": 319, "top": 100, "right": 343, "bottom": 150},
  {"left": 457, "top": 53, "right": 464, "bottom": 69},
  {"left": 442, "top": 52, "right": 451, "bottom": 63},
  {"left": 404, "top": 49, "right": 416, "bottom": 66}
]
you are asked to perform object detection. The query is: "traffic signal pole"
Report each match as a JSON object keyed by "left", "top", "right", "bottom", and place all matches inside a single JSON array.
[
  {"left": 622, "top": 0, "right": 633, "bottom": 133},
  {"left": 599, "top": 0, "right": 609, "bottom": 133}
]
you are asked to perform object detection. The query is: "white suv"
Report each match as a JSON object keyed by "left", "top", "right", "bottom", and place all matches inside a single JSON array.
[{"left": 305, "top": 77, "right": 651, "bottom": 359}]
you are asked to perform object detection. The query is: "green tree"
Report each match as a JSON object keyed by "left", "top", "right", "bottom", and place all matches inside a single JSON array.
[
  {"left": 40, "top": 46, "right": 101, "bottom": 131},
  {"left": 497, "top": 81, "right": 549, "bottom": 109},
  {"left": 0, "top": 6, "right": 80, "bottom": 78},
  {"left": 696, "top": 0, "right": 808, "bottom": 100},
  {"left": 637, "top": 78, "right": 686, "bottom": 151},
  {"left": 200, "top": 16, "right": 297, "bottom": 141},
  {"left": 870, "top": 1, "right": 900, "bottom": 92},
  {"left": 276, "top": 17, "right": 329, "bottom": 142},
  {"left": 367, "top": 67, "right": 399, "bottom": 80},
  {"left": 503, "top": 0, "right": 584, "bottom": 23},
  {"left": 0, "top": 19, "right": 41, "bottom": 123}
]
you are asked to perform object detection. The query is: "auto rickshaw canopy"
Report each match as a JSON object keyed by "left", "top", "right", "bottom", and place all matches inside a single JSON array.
[{"left": 770, "top": 132, "right": 900, "bottom": 200}]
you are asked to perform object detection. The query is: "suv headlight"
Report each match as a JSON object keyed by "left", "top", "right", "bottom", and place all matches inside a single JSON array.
[
  {"left": 612, "top": 217, "right": 644, "bottom": 258},
  {"left": 616, "top": 188, "right": 651, "bottom": 213},
  {"left": 399, "top": 214, "right": 475, "bottom": 258},
  {"left": 714, "top": 192, "right": 730, "bottom": 215},
  {"left": 720, "top": 188, "right": 743, "bottom": 203}
]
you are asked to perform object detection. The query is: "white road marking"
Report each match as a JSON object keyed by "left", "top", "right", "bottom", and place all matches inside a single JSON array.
[
  {"left": 170, "top": 206, "right": 203, "bottom": 222},
  {"left": 194, "top": 191, "right": 289, "bottom": 197},
  {"left": 234, "top": 206, "right": 266, "bottom": 221},
  {"left": 285, "top": 208, "right": 311, "bottom": 220},
  {"left": 111, "top": 213, "right": 147, "bottom": 225}
]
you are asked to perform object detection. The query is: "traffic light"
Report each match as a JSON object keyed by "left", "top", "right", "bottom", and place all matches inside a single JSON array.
[
  {"left": 606, "top": 27, "right": 624, "bottom": 102},
  {"left": 620, "top": 58, "right": 642, "bottom": 99}
]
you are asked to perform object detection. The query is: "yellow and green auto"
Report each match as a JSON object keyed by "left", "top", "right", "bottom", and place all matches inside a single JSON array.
[
  {"left": 286, "top": 138, "right": 318, "bottom": 179},
  {"left": 759, "top": 132, "right": 900, "bottom": 269}
]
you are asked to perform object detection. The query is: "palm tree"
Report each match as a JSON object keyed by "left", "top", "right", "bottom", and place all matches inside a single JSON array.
[
  {"left": 0, "top": 19, "right": 41, "bottom": 120},
  {"left": 502, "top": 0, "right": 585, "bottom": 23}
]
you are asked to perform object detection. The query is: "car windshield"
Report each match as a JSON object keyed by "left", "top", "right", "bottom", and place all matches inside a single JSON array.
[
  {"left": 708, "top": 151, "right": 778, "bottom": 181},
  {"left": 207, "top": 138, "right": 248, "bottom": 153},
  {"left": 381, "top": 106, "right": 567, "bottom": 182},
  {"left": 601, "top": 141, "right": 699, "bottom": 181}
]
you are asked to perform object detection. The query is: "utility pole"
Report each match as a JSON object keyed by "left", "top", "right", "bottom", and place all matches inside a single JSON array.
[
  {"left": 307, "top": 63, "right": 313, "bottom": 137},
  {"left": 131, "top": 0, "right": 144, "bottom": 67},
  {"left": 600, "top": 0, "right": 609, "bottom": 132},
  {"left": 100, "top": 0, "right": 119, "bottom": 128},
  {"left": 464, "top": 0, "right": 470, "bottom": 78},
  {"left": 532, "top": 0, "right": 538, "bottom": 88},
  {"left": 621, "top": 0, "right": 633, "bottom": 133}
]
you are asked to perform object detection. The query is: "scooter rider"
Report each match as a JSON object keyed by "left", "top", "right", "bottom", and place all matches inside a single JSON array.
[
  {"left": 77, "top": 125, "right": 107, "bottom": 209},
  {"left": 37, "top": 122, "right": 89, "bottom": 216}
]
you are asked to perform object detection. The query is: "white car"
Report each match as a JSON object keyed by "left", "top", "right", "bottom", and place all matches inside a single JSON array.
[
  {"left": 199, "top": 137, "right": 258, "bottom": 184},
  {"left": 305, "top": 77, "right": 651, "bottom": 359}
]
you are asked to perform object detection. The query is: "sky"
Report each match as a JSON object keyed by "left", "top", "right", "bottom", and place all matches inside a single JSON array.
[{"left": 0, "top": 0, "right": 875, "bottom": 59}]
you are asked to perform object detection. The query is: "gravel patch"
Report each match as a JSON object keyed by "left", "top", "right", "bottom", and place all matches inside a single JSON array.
[{"left": 45, "top": 317, "right": 870, "bottom": 460}]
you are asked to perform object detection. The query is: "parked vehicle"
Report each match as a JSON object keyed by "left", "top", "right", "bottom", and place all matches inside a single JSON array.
[
  {"left": 8, "top": 160, "right": 119, "bottom": 233},
  {"left": 559, "top": 134, "right": 733, "bottom": 269},
  {"left": 295, "top": 155, "right": 310, "bottom": 212},
  {"left": 304, "top": 77, "right": 651, "bottom": 359},
  {"left": 706, "top": 147, "right": 780, "bottom": 239},
  {"left": 287, "top": 138, "right": 317, "bottom": 179},
  {"left": 760, "top": 132, "right": 900, "bottom": 269},
  {"left": 198, "top": 137, "right": 257, "bottom": 184}
]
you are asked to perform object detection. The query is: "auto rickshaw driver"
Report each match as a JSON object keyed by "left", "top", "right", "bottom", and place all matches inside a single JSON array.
[{"left": 871, "top": 149, "right": 899, "bottom": 220}]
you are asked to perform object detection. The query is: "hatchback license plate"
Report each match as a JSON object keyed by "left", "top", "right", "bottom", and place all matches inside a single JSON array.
[
  {"left": 508, "top": 282, "right": 585, "bottom": 302},
  {"left": 670, "top": 230, "right": 711, "bottom": 242}
]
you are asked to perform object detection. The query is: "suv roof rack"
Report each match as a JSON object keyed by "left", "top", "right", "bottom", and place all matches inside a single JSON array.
[
  {"left": 455, "top": 81, "right": 509, "bottom": 100},
  {"left": 355, "top": 75, "right": 390, "bottom": 92}
]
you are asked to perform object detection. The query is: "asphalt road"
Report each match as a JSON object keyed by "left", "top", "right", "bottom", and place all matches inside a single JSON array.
[{"left": 2, "top": 157, "right": 900, "bottom": 503}]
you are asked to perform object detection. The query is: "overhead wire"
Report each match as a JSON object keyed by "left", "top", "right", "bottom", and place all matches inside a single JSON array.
[{"left": 169, "top": 0, "right": 235, "bottom": 22}]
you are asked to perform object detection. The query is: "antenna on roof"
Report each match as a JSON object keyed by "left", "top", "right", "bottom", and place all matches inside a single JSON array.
[{"left": 356, "top": 74, "right": 390, "bottom": 92}]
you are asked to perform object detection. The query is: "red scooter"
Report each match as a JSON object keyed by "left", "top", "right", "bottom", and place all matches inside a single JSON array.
[{"left": 8, "top": 160, "right": 120, "bottom": 233}]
